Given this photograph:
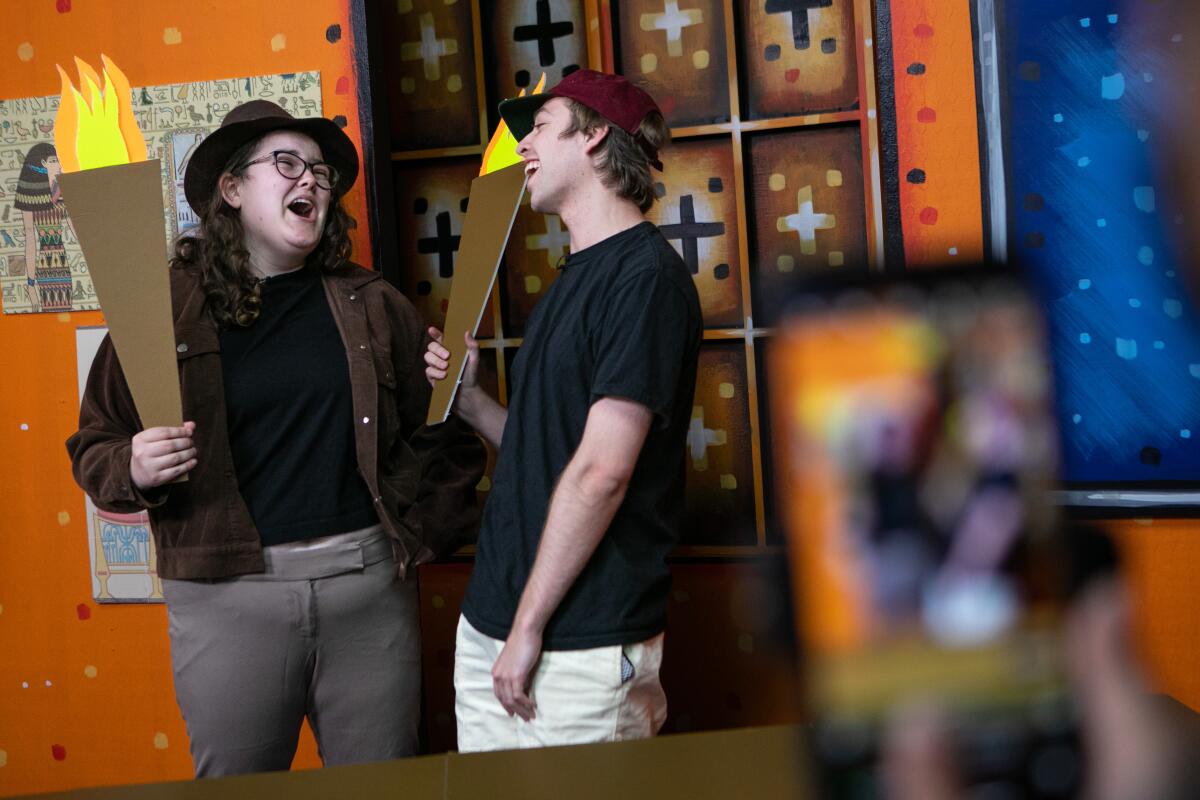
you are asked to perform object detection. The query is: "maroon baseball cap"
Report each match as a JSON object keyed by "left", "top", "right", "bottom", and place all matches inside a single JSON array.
[{"left": 498, "top": 69, "right": 664, "bottom": 170}]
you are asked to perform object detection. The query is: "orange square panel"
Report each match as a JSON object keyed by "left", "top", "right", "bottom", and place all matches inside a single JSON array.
[
  {"left": 738, "top": 0, "right": 859, "bottom": 118},
  {"left": 616, "top": 0, "right": 731, "bottom": 127},
  {"left": 394, "top": 158, "right": 496, "bottom": 337},
  {"left": 647, "top": 137, "right": 743, "bottom": 329}
]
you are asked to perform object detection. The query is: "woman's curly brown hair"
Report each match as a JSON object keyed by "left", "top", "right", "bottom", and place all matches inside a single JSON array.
[{"left": 171, "top": 135, "right": 355, "bottom": 328}]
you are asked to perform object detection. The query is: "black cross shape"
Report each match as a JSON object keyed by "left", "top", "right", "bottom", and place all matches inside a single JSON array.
[
  {"left": 659, "top": 194, "right": 724, "bottom": 275},
  {"left": 417, "top": 211, "right": 461, "bottom": 279},
  {"left": 765, "top": 0, "right": 833, "bottom": 51},
  {"left": 514, "top": 0, "right": 575, "bottom": 68}
]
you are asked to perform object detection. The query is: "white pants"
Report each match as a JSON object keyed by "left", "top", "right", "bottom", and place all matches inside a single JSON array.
[{"left": 454, "top": 615, "right": 668, "bottom": 752}]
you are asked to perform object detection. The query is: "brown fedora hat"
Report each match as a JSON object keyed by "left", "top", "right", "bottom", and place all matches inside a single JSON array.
[{"left": 183, "top": 100, "right": 359, "bottom": 211}]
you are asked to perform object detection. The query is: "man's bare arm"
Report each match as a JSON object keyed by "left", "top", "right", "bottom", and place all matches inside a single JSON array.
[
  {"left": 490, "top": 396, "right": 654, "bottom": 720},
  {"left": 424, "top": 327, "right": 507, "bottom": 448}
]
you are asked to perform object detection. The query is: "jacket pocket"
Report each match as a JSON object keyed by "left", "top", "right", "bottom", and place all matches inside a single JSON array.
[
  {"left": 175, "top": 324, "right": 223, "bottom": 415},
  {"left": 373, "top": 347, "right": 403, "bottom": 457},
  {"left": 372, "top": 346, "right": 397, "bottom": 390}
]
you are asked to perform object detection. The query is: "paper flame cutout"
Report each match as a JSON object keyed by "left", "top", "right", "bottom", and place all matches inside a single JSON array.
[
  {"left": 54, "top": 55, "right": 148, "bottom": 173},
  {"left": 480, "top": 72, "right": 546, "bottom": 177}
]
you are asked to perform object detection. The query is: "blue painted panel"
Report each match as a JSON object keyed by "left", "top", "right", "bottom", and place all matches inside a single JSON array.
[{"left": 1003, "top": 0, "right": 1200, "bottom": 483}]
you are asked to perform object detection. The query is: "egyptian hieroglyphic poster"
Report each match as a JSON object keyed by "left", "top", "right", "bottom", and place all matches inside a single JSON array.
[
  {"left": 616, "top": 0, "right": 731, "bottom": 127},
  {"left": 647, "top": 137, "right": 742, "bottom": 328},
  {"left": 0, "top": 71, "right": 323, "bottom": 315},
  {"left": 386, "top": 0, "right": 480, "bottom": 151},
  {"left": 739, "top": 0, "right": 858, "bottom": 118},
  {"left": 748, "top": 125, "right": 867, "bottom": 324},
  {"left": 75, "top": 326, "right": 162, "bottom": 604},
  {"left": 485, "top": 0, "right": 588, "bottom": 116}
]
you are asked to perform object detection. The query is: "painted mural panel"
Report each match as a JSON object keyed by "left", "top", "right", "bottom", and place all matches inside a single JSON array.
[
  {"left": 884, "top": 0, "right": 986, "bottom": 267},
  {"left": 485, "top": 0, "right": 588, "bottom": 114},
  {"left": 1003, "top": 0, "right": 1200, "bottom": 483},
  {"left": 385, "top": 0, "right": 480, "bottom": 151},
  {"left": 393, "top": 158, "right": 496, "bottom": 337},
  {"left": 499, "top": 194, "right": 566, "bottom": 337},
  {"left": 615, "top": 0, "right": 730, "bottom": 127},
  {"left": 738, "top": 0, "right": 858, "bottom": 119},
  {"left": 755, "top": 343, "right": 784, "bottom": 545},
  {"left": 646, "top": 136, "right": 742, "bottom": 328},
  {"left": 747, "top": 125, "right": 867, "bottom": 324},
  {"left": 682, "top": 342, "right": 756, "bottom": 546}
]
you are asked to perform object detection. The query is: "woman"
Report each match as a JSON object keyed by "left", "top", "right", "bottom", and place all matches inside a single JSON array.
[{"left": 67, "top": 100, "right": 483, "bottom": 777}]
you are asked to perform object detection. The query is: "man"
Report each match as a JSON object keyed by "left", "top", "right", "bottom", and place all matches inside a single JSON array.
[{"left": 425, "top": 69, "right": 702, "bottom": 751}]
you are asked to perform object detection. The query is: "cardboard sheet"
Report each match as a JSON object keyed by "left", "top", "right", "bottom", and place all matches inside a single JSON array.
[
  {"left": 427, "top": 162, "right": 528, "bottom": 425},
  {"left": 59, "top": 159, "right": 182, "bottom": 430}
]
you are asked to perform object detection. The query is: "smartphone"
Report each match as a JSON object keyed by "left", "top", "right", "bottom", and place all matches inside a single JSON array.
[{"left": 769, "top": 271, "right": 1080, "bottom": 798}]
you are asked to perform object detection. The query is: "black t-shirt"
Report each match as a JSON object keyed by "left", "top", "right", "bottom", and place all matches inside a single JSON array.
[
  {"left": 218, "top": 267, "right": 378, "bottom": 546},
  {"left": 462, "top": 221, "right": 702, "bottom": 649}
]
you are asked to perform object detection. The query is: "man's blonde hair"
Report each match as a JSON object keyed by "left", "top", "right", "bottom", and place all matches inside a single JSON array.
[{"left": 562, "top": 100, "right": 669, "bottom": 213}]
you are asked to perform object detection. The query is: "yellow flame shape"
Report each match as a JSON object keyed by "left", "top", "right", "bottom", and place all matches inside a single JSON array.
[
  {"left": 54, "top": 55, "right": 148, "bottom": 173},
  {"left": 480, "top": 73, "right": 546, "bottom": 177}
]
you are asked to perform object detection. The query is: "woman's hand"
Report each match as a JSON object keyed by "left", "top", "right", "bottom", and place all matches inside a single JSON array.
[{"left": 130, "top": 421, "right": 198, "bottom": 489}]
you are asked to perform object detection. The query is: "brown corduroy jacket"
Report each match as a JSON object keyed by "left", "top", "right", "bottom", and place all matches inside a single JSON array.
[{"left": 66, "top": 262, "right": 485, "bottom": 581}]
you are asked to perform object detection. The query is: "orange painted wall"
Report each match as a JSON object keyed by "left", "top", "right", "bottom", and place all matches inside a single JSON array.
[
  {"left": 0, "top": 1, "right": 364, "bottom": 794},
  {"left": 1107, "top": 519, "right": 1200, "bottom": 711},
  {"left": 889, "top": 0, "right": 986, "bottom": 267}
]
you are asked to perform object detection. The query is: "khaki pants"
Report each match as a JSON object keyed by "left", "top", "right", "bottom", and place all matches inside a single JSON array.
[
  {"left": 162, "top": 525, "right": 421, "bottom": 777},
  {"left": 454, "top": 615, "right": 667, "bottom": 753}
]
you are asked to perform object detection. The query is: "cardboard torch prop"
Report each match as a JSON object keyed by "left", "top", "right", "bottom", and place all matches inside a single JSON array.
[
  {"left": 56, "top": 56, "right": 183, "bottom": 434},
  {"left": 425, "top": 76, "right": 546, "bottom": 425}
]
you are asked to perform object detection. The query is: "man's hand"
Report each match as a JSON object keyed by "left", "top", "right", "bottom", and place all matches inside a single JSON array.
[
  {"left": 491, "top": 626, "right": 542, "bottom": 721},
  {"left": 423, "top": 326, "right": 507, "bottom": 448},
  {"left": 424, "top": 327, "right": 480, "bottom": 392},
  {"left": 130, "top": 422, "right": 197, "bottom": 489}
]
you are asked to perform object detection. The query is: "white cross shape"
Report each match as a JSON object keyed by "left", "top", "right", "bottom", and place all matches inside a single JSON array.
[
  {"left": 400, "top": 12, "right": 459, "bottom": 81},
  {"left": 525, "top": 215, "right": 571, "bottom": 268},
  {"left": 687, "top": 406, "right": 727, "bottom": 472},
  {"left": 776, "top": 185, "right": 836, "bottom": 255},
  {"left": 640, "top": 1, "right": 704, "bottom": 57}
]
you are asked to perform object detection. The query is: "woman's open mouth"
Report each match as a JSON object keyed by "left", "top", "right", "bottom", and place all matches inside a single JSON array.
[{"left": 287, "top": 198, "right": 315, "bottom": 220}]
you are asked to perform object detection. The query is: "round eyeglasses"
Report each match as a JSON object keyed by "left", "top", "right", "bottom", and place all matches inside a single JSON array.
[{"left": 239, "top": 150, "right": 339, "bottom": 191}]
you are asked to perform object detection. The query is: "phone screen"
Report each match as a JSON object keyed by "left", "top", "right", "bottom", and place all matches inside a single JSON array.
[{"left": 769, "top": 275, "right": 1079, "bottom": 797}]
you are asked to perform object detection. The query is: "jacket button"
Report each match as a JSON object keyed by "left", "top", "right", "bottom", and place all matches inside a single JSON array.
[
  {"left": 176, "top": 343, "right": 189, "bottom": 353},
  {"left": 362, "top": 416, "right": 370, "bottom": 424},
  {"left": 349, "top": 294, "right": 357, "bottom": 301},
  {"left": 359, "top": 344, "right": 367, "bottom": 350}
]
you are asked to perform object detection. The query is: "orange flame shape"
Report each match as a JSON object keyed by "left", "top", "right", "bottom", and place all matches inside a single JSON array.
[
  {"left": 479, "top": 73, "right": 546, "bottom": 177},
  {"left": 55, "top": 55, "right": 148, "bottom": 173}
]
